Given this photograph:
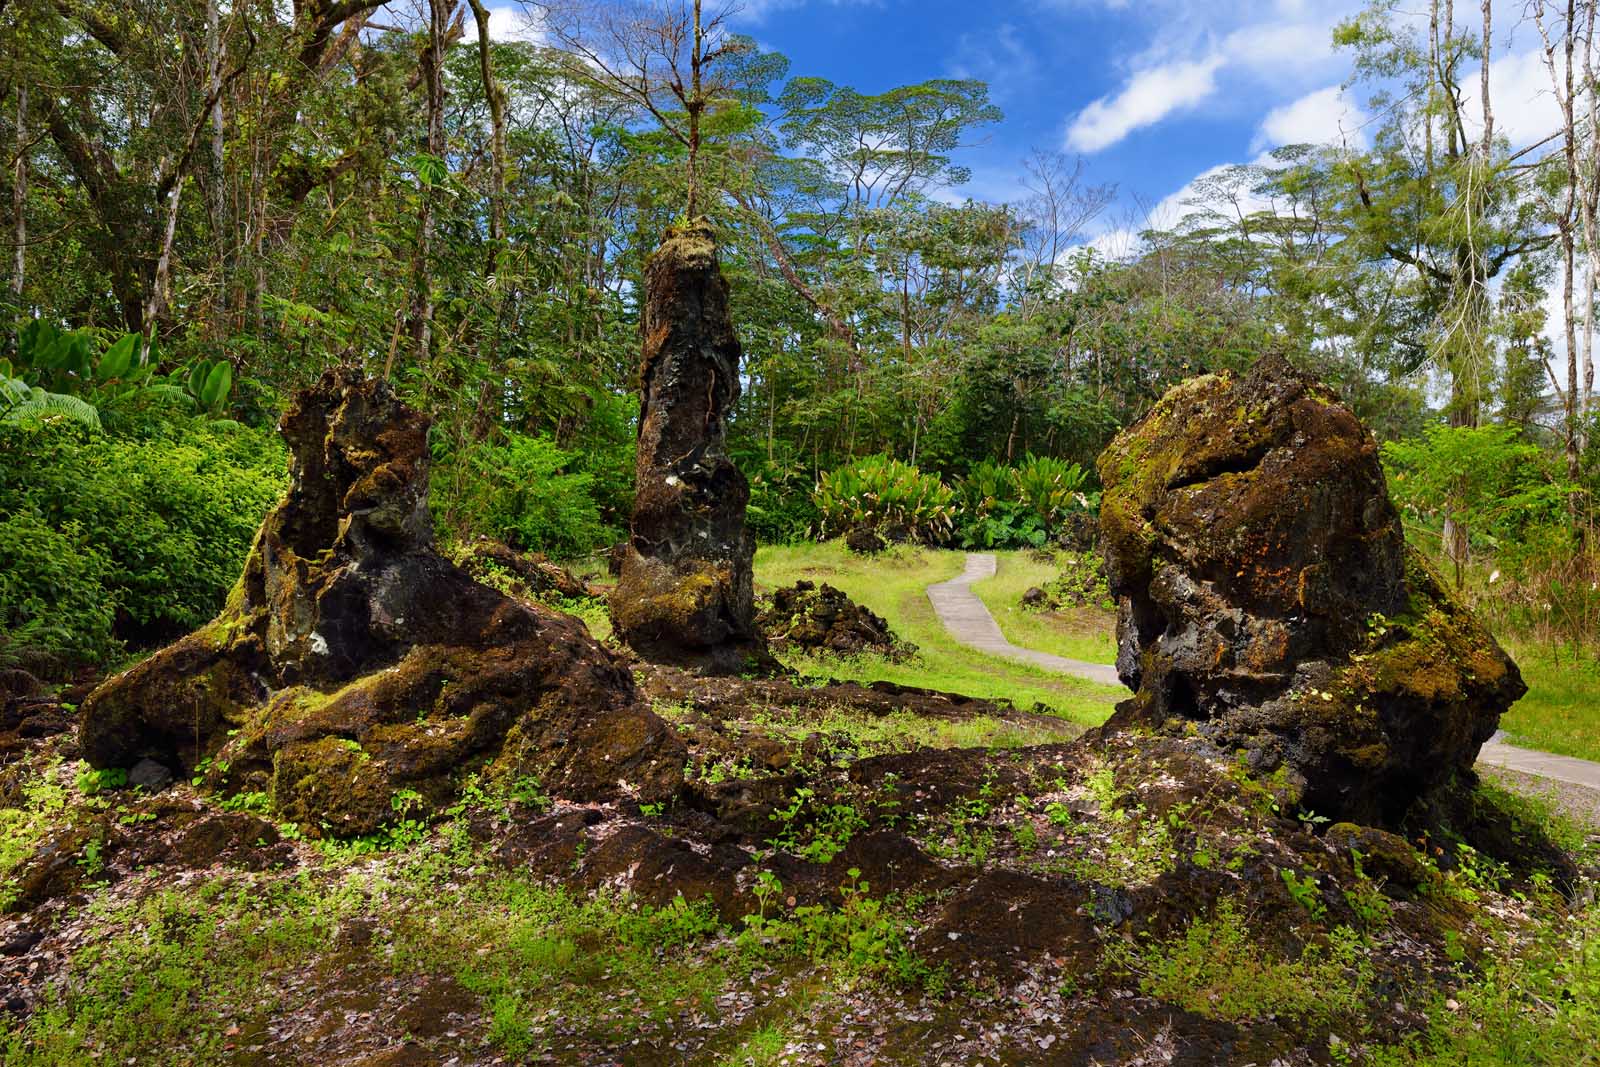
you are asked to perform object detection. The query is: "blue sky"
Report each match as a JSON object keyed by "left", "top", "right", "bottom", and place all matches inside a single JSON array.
[
  {"left": 722, "top": 0, "right": 1562, "bottom": 253},
  {"left": 728, "top": 0, "right": 1371, "bottom": 230}
]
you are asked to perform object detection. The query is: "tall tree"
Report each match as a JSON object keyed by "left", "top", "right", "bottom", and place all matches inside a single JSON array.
[{"left": 538, "top": 0, "right": 747, "bottom": 219}]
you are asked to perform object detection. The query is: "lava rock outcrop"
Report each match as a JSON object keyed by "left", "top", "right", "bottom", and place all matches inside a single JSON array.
[
  {"left": 611, "top": 221, "right": 767, "bottom": 673},
  {"left": 455, "top": 538, "right": 593, "bottom": 601},
  {"left": 756, "top": 580, "right": 912, "bottom": 658},
  {"left": 1097, "top": 354, "right": 1524, "bottom": 825},
  {"left": 79, "top": 370, "right": 684, "bottom": 836}
]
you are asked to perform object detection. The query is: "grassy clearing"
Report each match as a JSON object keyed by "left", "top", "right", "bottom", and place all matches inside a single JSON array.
[
  {"left": 753, "top": 540, "right": 1120, "bottom": 727},
  {"left": 1498, "top": 646, "right": 1600, "bottom": 763},
  {"left": 748, "top": 705, "right": 1073, "bottom": 754},
  {"left": 968, "top": 549, "right": 1117, "bottom": 665}
]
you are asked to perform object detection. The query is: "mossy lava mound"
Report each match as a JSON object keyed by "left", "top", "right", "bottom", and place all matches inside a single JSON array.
[
  {"left": 1097, "top": 354, "right": 1524, "bottom": 825},
  {"left": 78, "top": 370, "right": 684, "bottom": 836}
]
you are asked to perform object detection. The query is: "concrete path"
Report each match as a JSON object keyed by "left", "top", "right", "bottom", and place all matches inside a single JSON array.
[
  {"left": 926, "top": 552, "right": 1125, "bottom": 688},
  {"left": 928, "top": 552, "right": 1600, "bottom": 793},
  {"left": 1478, "top": 732, "right": 1600, "bottom": 790}
]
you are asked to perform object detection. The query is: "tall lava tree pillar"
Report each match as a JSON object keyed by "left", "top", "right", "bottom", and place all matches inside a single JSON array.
[{"left": 611, "top": 221, "right": 768, "bottom": 673}]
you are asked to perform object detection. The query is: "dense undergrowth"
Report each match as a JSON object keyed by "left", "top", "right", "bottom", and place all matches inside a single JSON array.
[
  {"left": 0, "top": 761, "right": 943, "bottom": 1064},
  {"left": 0, "top": 411, "right": 286, "bottom": 673}
]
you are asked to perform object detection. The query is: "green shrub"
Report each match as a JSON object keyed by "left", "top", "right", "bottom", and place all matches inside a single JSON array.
[
  {"left": 813, "top": 454, "right": 955, "bottom": 543},
  {"left": 1113, "top": 898, "right": 1371, "bottom": 1026},
  {"left": 0, "top": 510, "right": 117, "bottom": 671},
  {"left": 1371, "top": 897, "right": 1600, "bottom": 1066},
  {"left": 953, "top": 455, "right": 1097, "bottom": 549},
  {"left": 744, "top": 457, "right": 820, "bottom": 544},
  {"left": 0, "top": 414, "right": 286, "bottom": 670},
  {"left": 1013, "top": 454, "right": 1095, "bottom": 527},
  {"left": 434, "top": 433, "right": 616, "bottom": 559}
]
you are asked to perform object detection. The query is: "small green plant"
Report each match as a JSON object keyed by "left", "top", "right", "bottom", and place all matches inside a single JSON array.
[
  {"left": 1113, "top": 899, "right": 1371, "bottom": 1025},
  {"left": 220, "top": 791, "right": 272, "bottom": 815},
  {"left": 1280, "top": 867, "right": 1328, "bottom": 922},
  {"left": 768, "top": 787, "right": 866, "bottom": 864},
  {"left": 738, "top": 868, "right": 945, "bottom": 993},
  {"left": 77, "top": 833, "right": 107, "bottom": 879},
  {"left": 76, "top": 766, "right": 126, "bottom": 795},
  {"left": 1045, "top": 801, "right": 1074, "bottom": 827},
  {"left": 1342, "top": 857, "right": 1393, "bottom": 931},
  {"left": 508, "top": 775, "right": 551, "bottom": 810}
]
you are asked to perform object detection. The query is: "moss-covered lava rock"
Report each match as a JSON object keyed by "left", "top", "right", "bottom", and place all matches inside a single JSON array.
[
  {"left": 610, "top": 220, "right": 769, "bottom": 674},
  {"left": 78, "top": 370, "right": 684, "bottom": 836},
  {"left": 756, "top": 580, "right": 913, "bottom": 658},
  {"left": 1096, "top": 354, "right": 1524, "bottom": 825}
]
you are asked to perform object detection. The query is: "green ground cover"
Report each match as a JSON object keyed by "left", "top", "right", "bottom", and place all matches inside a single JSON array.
[{"left": 1498, "top": 649, "right": 1600, "bottom": 763}]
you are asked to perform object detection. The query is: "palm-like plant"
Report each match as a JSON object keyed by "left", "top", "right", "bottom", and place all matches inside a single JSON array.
[{"left": 4, "top": 321, "right": 236, "bottom": 429}]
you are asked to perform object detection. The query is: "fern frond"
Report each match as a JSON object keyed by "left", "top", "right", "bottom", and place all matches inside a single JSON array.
[{"left": 1, "top": 388, "right": 103, "bottom": 430}]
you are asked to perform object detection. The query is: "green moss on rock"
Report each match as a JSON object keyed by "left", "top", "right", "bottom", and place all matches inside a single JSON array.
[
  {"left": 79, "top": 370, "right": 686, "bottom": 837},
  {"left": 1096, "top": 355, "right": 1523, "bottom": 826}
]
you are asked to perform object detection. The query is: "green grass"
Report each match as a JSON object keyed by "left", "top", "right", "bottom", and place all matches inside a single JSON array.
[
  {"left": 748, "top": 705, "right": 1074, "bottom": 753},
  {"left": 753, "top": 541, "right": 1121, "bottom": 727},
  {"left": 1371, "top": 894, "right": 1600, "bottom": 1067},
  {"left": 1110, "top": 898, "right": 1372, "bottom": 1027},
  {"left": 968, "top": 550, "right": 1117, "bottom": 665},
  {"left": 1499, "top": 645, "right": 1600, "bottom": 763}
]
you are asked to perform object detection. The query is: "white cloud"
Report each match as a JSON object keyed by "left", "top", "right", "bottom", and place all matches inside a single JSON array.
[
  {"left": 487, "top": 4, "right": 544, "bottom": 43},
  {"left": 1058, "top": 1, "right": 1362, "bottom": 154},
  {"left": 1483, "top": 47, "right": 1560, "bottom": 148},
  {"left": 949, "top": 22, "right": 1037, "bottom": 103},
  {"left": 1065, "top": 56, "right": 1224, "bottom": 152},
  {"left": 1254, "top": 86, "right": 1367, "bottom": 151},
  {"left": 1081, "top": 227, "right": 1139, "bottom": 262}
]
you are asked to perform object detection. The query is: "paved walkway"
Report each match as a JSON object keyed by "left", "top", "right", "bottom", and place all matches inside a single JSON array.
[
  {"left": 926, "top": 552, "right": 1124, "bottom": 688},
  {"left": 1478, "top": 733, "right": 1600, "bottom": 789},
  {"left": 928, "top": 552, "right": 1600, "bottom": 792}
]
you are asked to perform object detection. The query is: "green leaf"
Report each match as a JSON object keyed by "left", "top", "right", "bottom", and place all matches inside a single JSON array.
[
  {"left": 97, "top": 333, "right": 140, "bottom": 381},
  {"left": 0, "top": 387, "right": 102, "bottom": 430},
  {"left": 200, "top": 361, "right": 233, "bottom": 411}
]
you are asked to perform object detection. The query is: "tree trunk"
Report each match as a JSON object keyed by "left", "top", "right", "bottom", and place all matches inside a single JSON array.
[
  {"left": 1478, "top": 0, "right": 1493, "bottom": 156},
  {"left": 405, "top": 0, "right": 451, "bottom": 371},
  {"left": 11, "top": 84, "right": 23, "bottom": 301},
  {"left": 687, "top": 0, "right": 703, "bottom": 218},
  {"left": 205, "top": 0, "right": 227, "bottom": 332},
  {"left": 465, "top": 0, "right": 505, "bottom": 273},
  {"left": 143, "top": 179, "right": 185, "bottom": 331}
]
